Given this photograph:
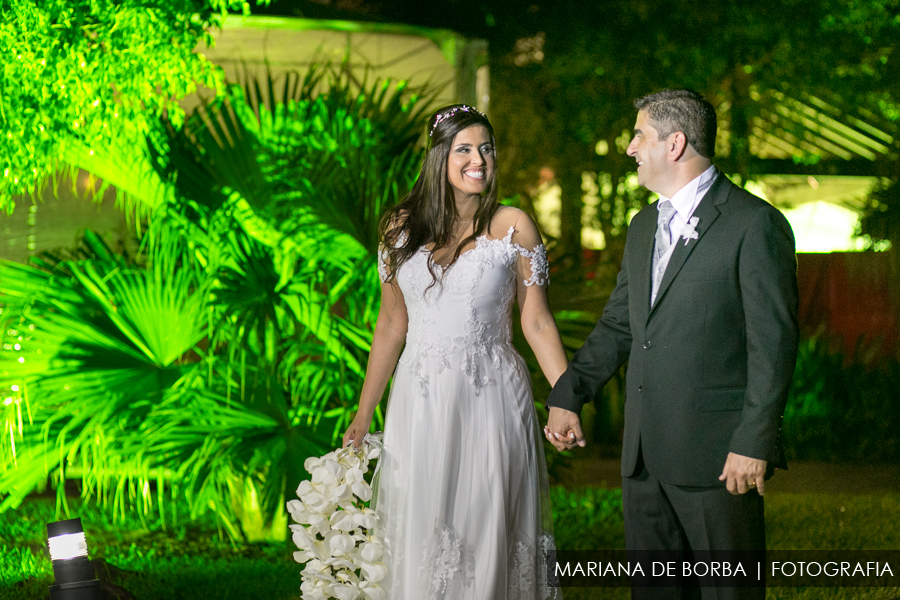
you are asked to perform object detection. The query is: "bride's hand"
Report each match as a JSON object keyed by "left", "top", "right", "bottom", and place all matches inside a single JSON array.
[{"left": 342, "top": 414, "right": 373, "bottom": 449}]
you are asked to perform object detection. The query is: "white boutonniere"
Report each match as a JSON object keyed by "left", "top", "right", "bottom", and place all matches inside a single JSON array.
[{"left": 681, "top": 216, "right": 700, "bottom": 245}]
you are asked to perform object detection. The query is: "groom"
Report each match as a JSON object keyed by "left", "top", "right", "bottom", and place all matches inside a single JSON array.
[{"left": 545, "top": 89, "right": 798, "bottom": 598}]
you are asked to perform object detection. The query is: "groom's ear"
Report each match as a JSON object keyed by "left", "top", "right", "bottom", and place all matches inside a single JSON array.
[{"left": 667, "top": 131, "right": 688, "bottom": 160}]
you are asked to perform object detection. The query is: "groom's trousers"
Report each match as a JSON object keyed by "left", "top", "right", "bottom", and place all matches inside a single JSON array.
[{"left": 622, "top": 453, "right": 766, "bottom": 600}]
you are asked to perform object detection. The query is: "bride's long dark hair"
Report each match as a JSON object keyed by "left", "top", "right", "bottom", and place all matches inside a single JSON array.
[{"left": 379, "top": 104, "right": 500, "bottom": 284}]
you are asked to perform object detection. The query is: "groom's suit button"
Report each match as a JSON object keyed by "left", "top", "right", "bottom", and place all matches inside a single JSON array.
[{"left": 643, "top": 341, "right": 652, "bottom": 349}]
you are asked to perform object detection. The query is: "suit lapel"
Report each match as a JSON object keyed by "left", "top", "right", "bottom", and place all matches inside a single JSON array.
[
  {"left": 648, "top": 174, "right": 730, "bottom": 319},
  {"left": 631, "top": 207, "right": 657, "bottom": 323}
]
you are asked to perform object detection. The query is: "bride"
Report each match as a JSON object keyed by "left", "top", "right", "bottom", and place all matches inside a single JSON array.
[{"left": 343, "top": 104, "right": 567, "bottom": 599}]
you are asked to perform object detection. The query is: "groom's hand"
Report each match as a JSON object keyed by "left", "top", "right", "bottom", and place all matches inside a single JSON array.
[
  {"left": 544, "top": 407, "right": 586, "bottom": 452},
  {"left": 719, "top": 452, "right": 767, "bottom": 495}
]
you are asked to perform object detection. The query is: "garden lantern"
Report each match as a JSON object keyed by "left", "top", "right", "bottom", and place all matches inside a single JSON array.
[{"left": 46, "top": 518, "right": 100, "bottom": 600}]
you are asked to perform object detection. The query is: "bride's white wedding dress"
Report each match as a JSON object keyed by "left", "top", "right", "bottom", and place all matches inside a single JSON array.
[{"left": 375, "top": 223, "right": 560, "bottom": 600}]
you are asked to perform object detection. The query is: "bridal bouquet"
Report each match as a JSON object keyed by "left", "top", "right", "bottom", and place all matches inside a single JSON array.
[{"left": 287, "top": 433, "right": 386, "bottom": 600}]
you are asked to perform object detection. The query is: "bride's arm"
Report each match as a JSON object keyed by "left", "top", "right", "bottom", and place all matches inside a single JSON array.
[
  {"left": 342, "top": 277, "right": 408, "bottom": 449},
  {"left": 512, "top": 212, "right": 584, "bottom": 450},
  {"left": 512, "top": 212, "right": 567, "bottom": 387}
]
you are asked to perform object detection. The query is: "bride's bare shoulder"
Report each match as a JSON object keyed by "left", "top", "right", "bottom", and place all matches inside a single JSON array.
[
  {"left": 489, "top": 206, "right": 540, "bottom": 238},
  {"left": 489, "top": 205, "right": 527, "bottom": 233}
]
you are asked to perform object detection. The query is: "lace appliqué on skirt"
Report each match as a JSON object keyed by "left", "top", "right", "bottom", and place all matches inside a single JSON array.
[
  {"left": 509, "top": 533, "right": 562, "bottom": 600},
  {"left": 420, "top": 526, "right": 473, "bottom": 600}
]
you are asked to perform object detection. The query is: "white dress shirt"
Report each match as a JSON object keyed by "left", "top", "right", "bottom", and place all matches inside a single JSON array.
[{"left": 651, "top": 165, "right": 718, "bottom": 305}]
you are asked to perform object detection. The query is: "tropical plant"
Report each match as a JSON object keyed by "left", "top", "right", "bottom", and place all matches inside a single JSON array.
[
  {"left": 0, "top": 0, "right": 270, "bottom": 209},
  {"left": 0, "top": 65, "right": 435, "bottom": 541}
]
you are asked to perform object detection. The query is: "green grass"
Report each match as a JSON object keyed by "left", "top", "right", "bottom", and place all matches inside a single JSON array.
[
  {"left": 2, "top": 490, "right": 899, "bottom": 600},
  {"left": 551, "top": 490, "right": 900, "bottom": 600},
  {"left": 0, "top": 497, "right": 298, "bottom": 600}
]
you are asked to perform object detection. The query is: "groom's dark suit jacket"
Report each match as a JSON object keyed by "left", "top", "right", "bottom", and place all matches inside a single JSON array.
[{"left": 548, "top": 173, "right": 799, "bottom": 487}]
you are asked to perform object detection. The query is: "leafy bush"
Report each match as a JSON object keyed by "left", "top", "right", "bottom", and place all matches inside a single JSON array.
[
  {"left": 782, "top": 336, "right": 900, "bottom": 462},
  {"left": 0, "top": 0, "right": 269, "bottom": 208}
]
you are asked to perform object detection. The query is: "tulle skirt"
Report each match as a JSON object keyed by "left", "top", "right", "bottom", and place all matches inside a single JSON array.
[{"left": 373, "top": 344, "right": 560, "bottom": 600}]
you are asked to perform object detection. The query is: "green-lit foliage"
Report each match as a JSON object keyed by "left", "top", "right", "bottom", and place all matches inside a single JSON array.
[
  {"left": 147, "top": 62, "right": 434, "bottom": 437},
  {"left": 0, "top": 66, "right": 432, "bottom": 541},
  {"left": 149, "top": 64, "right": 432, "bottom": 256},
  {"left": 0, "top": 227, "right": 225, "bottom": 516},
  {"left": 0, "top": 0, "right": 269, "bottom": 210},
  {"left": 235, "top": 65, "right": 432, "bottom": 256},
  {"left": 782, "top": 335, "right": 900, "bottom": 462}
]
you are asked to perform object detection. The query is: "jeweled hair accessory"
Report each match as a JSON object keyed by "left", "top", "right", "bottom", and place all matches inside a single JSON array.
[{"left": 429, "top": 105, "right": 488, "bottom": 137}]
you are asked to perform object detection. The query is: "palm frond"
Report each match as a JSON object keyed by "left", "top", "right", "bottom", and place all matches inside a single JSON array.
[{"left": 0, "top": 225, "right": 211, "bottom": 508}]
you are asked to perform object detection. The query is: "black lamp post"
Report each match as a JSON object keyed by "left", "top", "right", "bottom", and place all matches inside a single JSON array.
[{"left": 46, "top": 518, "right": 100, "bottom": 600}]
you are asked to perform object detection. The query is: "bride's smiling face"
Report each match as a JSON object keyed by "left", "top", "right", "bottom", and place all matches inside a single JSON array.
[{"left": 446, "top": 125, "right": 494, "bottom": 202}]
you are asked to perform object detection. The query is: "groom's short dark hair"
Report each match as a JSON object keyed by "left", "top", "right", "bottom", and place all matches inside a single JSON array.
[{"left": 634, "top": 89, "right": 717, "bottom": 158}]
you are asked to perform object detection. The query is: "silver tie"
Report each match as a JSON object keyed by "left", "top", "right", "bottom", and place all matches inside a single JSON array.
[{"left": 651, "top": 200, "right": 676, "bottom": 304}]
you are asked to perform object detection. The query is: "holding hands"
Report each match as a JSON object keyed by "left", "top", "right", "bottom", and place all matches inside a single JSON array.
[
  {"left": 544, "top": 408, "right": 766, "bottom": 497},
  {"left": 543, "top": 406, "right": 586, "bottom": 452}
]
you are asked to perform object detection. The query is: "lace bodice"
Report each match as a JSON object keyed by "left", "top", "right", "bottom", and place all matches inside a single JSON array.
[{"left": 379, "top": 225, "right": 549, "bottom": 394}]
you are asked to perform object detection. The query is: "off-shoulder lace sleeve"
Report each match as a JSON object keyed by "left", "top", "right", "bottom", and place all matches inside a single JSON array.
[
  {"left": 513, "top": 242, "right": 549, "bottom": 286},
  {"left": 377, "top": 244, "right": 390, "bottom": 283},
  {"left": 510, "top": 215, "right": 549, "bottom": 287},
  {"left": 378, "top": 230, "right": 408, "bottom": 283}
]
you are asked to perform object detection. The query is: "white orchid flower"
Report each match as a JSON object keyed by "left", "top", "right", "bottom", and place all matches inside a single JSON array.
[
  {"left": 331, "top": 482, "right": 355, "bottom": 505},
  {"left": 337, "top": 449, "right": 362, "bottom": 470},
  {"left": 296, "top": 479, "right": 315, "bottom": 496},
  {"left": 351, "top": 481, "right": 372, "bottom": 502},
  {"left": 291, "top": 526, "right": 317, "bottom": 551},
  {"left": 329, "top": 509, "right": 358, "bottom": 532},
  {"left": 328, "top": 583, "right": 360, "bottom": 600},
  {"left": 304, "top": 455, "right": 326, "bottom": 473},
  {"left": 298, "top": 484, "right": 325, "bottom": 506},
  {"left": 353, "top": 509, "right": 378, "bottom": 530},
  {"left": 359, "top": 583, "right": 386, "bottom": 600},
  {"left": 306, "top": 513, "right": 330, "bottom": 536},
  {"left": 287, "top": 499, "right": 311, "bottom": 524},
  {"left": 342, "top": 467, "right": 372, "bottom": 501},
  {"left": 362, "top": 443, "right": 381, "bottom": 460},
  {"left": 294, "top": 538, "right": 329, "bottom": 563},
  {"left": 324, "top": 531, "right": 355, "bottom": 556},
  {"left": 359, "top": 541, "right": 383, "bottom": 562},
  {"left": 300, "top": 578, "right": 330, "bottom": 600},
  {"left": 289, "top": 435, "right": 384, "bottom": 599},
  {"left": 333, "top": 568, "right": 359, "bottom": 583},
  {"left": 681, "top": 216, "right": 700, "bottom": 245},
  {"left": 303, "top": 560, "right": 336, "bottom": 582},
  {"left": 359, "top": 562, "right": 387, "bottom": 583},
  {"left": 329, "top": 557, "right": 358, "bottom": 572},
  {"left": 318, "top": 458, "right": 344, "bottom": 483}
]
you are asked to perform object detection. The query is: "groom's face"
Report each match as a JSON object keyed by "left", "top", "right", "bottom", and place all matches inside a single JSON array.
[{"left": 627, "top": 110, "right": 670, "bottom": 195}]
